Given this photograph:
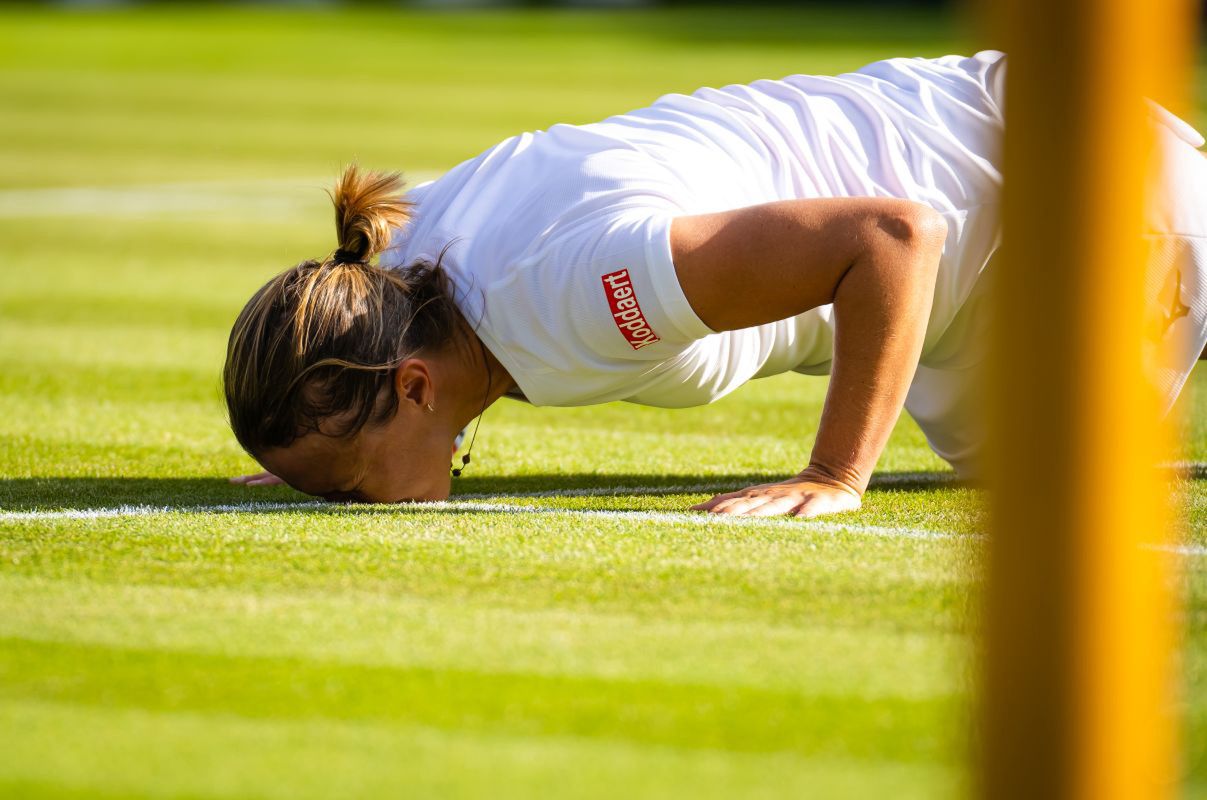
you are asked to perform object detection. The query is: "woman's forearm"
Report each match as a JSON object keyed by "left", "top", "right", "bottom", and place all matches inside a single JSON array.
[
  {"left": 672, "top": 198, "right": 946, "bottom": 493},
  {"left": 805, "top": 213, "right": 946, "bottom": 494},
  {"left": 672, "top": 197, "right": 947, "bottom": 517}
]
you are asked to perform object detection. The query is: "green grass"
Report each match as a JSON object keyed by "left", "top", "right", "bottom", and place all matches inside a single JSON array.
[{"left": 0, "top": 5, "right": 1204, "bottom": 799}]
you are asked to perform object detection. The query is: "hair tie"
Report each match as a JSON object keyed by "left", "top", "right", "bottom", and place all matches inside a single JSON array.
[{"left": 332, "top": 248, "right": 360, "bottom": 265}]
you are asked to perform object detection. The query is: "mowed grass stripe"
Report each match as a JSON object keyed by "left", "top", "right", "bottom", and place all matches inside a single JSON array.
[
  {"left": 0, "top": 175, "right": 439, "bottom": 220},
  {"left": 12, "top": 500, "right": 1206, "bottom": 555},
  {"left": 0, "top": 574, "right": 964, "bottom": 699},
  {"left": 0, "top": 6, "right": 1203, "bottom": 797},
  {"left": 0, "top": 7, "right": 963, "bottom": 188},
  {"left": 0, "top": 500, "right": 958, "bottom": 542},
  {"left": 0, "top": 469, "right": 969, "bottom": 508},
  {"left": 0, "top": 515, "right": 973, "bottom": 630},
  {"left": 0, "top": 701, "right": 962, "bottom": 800},
  {"left": 0, "top": 636, "right": 962, "bottom": 762}
]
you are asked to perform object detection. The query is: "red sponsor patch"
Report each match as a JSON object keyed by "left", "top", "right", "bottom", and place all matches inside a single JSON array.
[{"left": 601, "top": 269, "right": 660, "bottom": 350}]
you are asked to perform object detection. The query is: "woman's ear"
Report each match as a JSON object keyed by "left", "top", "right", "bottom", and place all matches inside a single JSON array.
[{"left": 393, "top": 358, "right": 435, "bottom": 410}]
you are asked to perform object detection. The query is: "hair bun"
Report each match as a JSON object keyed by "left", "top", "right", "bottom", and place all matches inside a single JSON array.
[{"left": 328, "top": 164, "right": 413, "bottom": 264}]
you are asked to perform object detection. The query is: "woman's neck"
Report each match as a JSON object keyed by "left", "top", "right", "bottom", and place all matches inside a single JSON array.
[{"left": 445, "top": 332, "right": 517, "bottom": 429}]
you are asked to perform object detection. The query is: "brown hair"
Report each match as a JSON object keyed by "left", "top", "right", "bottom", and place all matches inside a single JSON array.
[{"left": 224, "top": 164, "right": 469, "bottom": 456}]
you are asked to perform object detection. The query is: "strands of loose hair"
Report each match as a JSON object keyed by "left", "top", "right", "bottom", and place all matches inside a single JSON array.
[{"left": 224, "top": 164, "right": 472, "bottom": 456}]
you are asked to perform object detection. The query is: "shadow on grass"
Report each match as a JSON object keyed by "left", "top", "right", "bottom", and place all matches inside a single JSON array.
[{"left": 0, "top": 470, "right": 971, "bottom": 513}]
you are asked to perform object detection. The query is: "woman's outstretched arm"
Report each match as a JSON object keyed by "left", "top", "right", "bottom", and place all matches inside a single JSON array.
[{"left": 670, "top": 197, "right": 947, "bottom": 518}]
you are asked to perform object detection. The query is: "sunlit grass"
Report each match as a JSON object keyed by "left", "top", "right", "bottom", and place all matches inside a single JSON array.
[{"left": 0, "top": 5, "right": 1204, "bottom": 799}]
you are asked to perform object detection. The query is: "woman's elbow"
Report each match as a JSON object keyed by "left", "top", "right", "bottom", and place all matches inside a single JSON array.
[
  {"left": 871, "top": 203, "right": 948, "bottom": 287},
  {"left": 877, "top": 203, "right": 948, "bottom": 251}
]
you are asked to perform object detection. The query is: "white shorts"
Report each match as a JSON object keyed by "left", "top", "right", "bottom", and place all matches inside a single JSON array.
[{"left": 903, "top": 106, "right": 1207, "bottom": 478}]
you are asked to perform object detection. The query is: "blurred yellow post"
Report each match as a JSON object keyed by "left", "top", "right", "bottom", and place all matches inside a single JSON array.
[{"left": 983, "top": 0, "right": 1193, "bottom": 797}]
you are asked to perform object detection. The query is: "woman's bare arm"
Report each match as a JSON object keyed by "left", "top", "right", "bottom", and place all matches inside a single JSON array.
[{"left": 670, "top": 197, "right": 946, "bottom": 516}]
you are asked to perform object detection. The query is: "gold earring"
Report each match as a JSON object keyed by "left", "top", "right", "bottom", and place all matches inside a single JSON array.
[{"left": 425, "top": 402, "right": 435, "bottom": 413}]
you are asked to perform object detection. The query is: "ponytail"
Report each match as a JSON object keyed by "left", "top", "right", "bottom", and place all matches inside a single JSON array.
[
  {"left": 224, "top": 164, "right": 470, "bottom": 455},
  {"left": 328, "top": 164, "right": 413, "bottom": 265}
]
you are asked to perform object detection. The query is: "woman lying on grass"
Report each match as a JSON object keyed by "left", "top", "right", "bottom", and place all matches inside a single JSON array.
[{"left": 225, "top": 50, "right": 1207, "bottom": 518}]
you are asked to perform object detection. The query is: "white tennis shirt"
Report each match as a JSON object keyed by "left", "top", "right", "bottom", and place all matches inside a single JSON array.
[{"left": 380, "top": 50, "right": 1207, "bottom": 475}]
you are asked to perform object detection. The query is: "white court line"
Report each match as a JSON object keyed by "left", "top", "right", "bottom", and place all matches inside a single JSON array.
[
  {"left": 0, "top": 498, "right": 956, "bottom": 540},
  {"left": 5, "top": 487, "right": 1206, "bottom": 555},
  {"left": 7, "top": 499, "right": 1206, "bottom": 555},
  {"left": 0, "top": 500, "right": 324, "bottom": 521},
  {"left": 437, "top": 500, "right": 958, "bottom": 540},
  {"left": 1144, "top": 543, "right": 1207, "bottom": 556},
  {"left": 1165, "top": 460, "right": 1207, "bottom": 474},
  {"left": 0, "top": 475, "right": 957, "bottom": 522},
  {"left": 0, "top": 175, "right": 443, "bottom": 218}
]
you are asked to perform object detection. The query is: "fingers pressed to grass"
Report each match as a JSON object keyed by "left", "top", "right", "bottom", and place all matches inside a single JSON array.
[
  {"left": 229, "top": 472, "right": 285, "bottom": 487},
  {"left": 691, "top": 478, "right": 863, "bottom": 518}
]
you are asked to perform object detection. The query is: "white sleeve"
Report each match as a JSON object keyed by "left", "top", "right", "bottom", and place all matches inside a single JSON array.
[
  {"left": 554, "top": 209, "right": 717, "bottom": 349},
  {"left": 483, "top": 207, "right": 717, "bottom": 370},
  {"left": 469, "top": 205, "right": 722, "bottom": 407}
]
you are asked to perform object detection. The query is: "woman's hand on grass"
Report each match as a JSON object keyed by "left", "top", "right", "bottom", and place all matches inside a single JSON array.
[
  {"left": 690, "top": 468, "right": 862, "bottom": 518},
  {"left": 229, "top": 471, "right": 284, "bottom": 487}
]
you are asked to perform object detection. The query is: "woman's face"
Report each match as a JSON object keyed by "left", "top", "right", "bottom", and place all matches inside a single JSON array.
[{"left": 258, "top": 408, "right": 454, "bottom": 503}]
